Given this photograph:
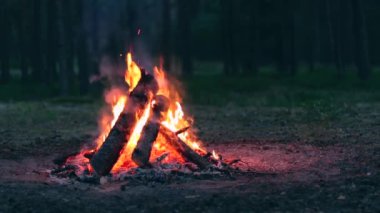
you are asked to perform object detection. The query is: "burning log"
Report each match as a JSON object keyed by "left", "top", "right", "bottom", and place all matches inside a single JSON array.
[
  {"left": 132, "top": 95, "right": 170, "bottom": 167},
  {"left": 175, "top": 126, "right": 190, "bottom": 135},
  {"left": 159, "top": 126, "right": 212, "bottom": 170},
  {"left": 90, "top": 70, "right": 158, "bottom": 176}
]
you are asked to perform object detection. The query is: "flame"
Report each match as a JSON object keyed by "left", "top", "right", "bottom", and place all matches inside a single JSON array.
[
  {"left": 111, "top": 96, "right": 127, "bottom": 127},
  {"left": 154, "top": 66, "right": 206, "bottom": 154},
  {"left": 81, "top": 53, "right": 211, "bottom": 174},
  {"left": 125, "top": 53, "right": 141, "bottom": 92},
  {"left": 92, "top": 88, "right": 128, "bottom": 150}
]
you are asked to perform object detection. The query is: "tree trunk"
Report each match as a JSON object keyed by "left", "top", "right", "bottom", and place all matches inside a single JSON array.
[
  {"left": 85, "top": 0, "right": 99, "bottom": 87},
  {"left": 31, "top": 0, "right": 43, "bottom": 82},
  {"left": 351, "top": 0, "right": 370, "bottom": 80},
  {"left": 242, "top": 0, "right": 259, "bottom": 76},
  {"left": 276, "top": 23, "right": 286, "bottom": 74},
  {"left": 177, "top": 0, "right": 194, "bottom": 76},
  {"left": 57, "top": 1, "right": 69, "bottom": 95},
  {"left": 161, "top": 0, "right": 171, "bottom": 72},
  {"left": 14, "top": 0, "right": 31, "bottom": 82},
  {"left": 78, "top": 39, "right": 89, "bottom": 95},
  {"left": 77, "top": 0, "right": 89, "bottom": 95},
  {"left": 326, "top": 0, "right": 344, "bottom": 78},
  {"left": 340, "top": 0, "right": 354, "bottom": 73},
  {"left": 46, "top": 0, "right": 58, "bottom": 84},
  {"left": 220, "top": 0, "right": 237, "bottom": 75},
  {"left": 0, "top": 0, "right": 11, "bottom": 83},
  {"left": 334, "top": 0, "right": 345, "bottom": 78},
  {"left": 276, "top": 0, "right": 288, "bottom": 75},
  {"left": 19, "top": 9, "right": 29, "bottom": 82},
  {"left": 288, "top": 0, "right": 297, "bottom": 76},
  {"left": 64, "top": 0, "right": 75, "bottom": 86},
  {"left": 308, "top": 0, "right": 321, "bottom": 72},
  {"left": 278, "top": 0, "right": 297, "bottom": 76}
]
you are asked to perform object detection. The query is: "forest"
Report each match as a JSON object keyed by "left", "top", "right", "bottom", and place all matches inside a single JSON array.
[
  {"left": 0, "top": 0, "right": 379, "bottom": 99},
  {"left": 0, "top": 1, "right": 379, "bottom": 213}
]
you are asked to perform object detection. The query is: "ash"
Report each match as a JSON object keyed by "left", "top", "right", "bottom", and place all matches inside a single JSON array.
[{"left": 50, "top": 156, "right": 236, "bottom": 186}]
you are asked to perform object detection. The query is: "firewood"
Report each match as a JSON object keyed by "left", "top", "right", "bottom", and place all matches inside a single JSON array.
[
  {"left": 175, "top": 126, "right": 190, "bottom": 135},
  {"left": 132, "top": 95, "right": 169, "bottom": 167},
  {"left": 90, "top": 70, "right": 158, "bottom": 176},
  {"left": 83, "top": 150, "right": 95, "bottom": 159},
  {"left": 53, "top": 152, "right": 79, "bottom": 166},
  {"left": 159, "top": 125, "right": 211, "bottom": 170}
]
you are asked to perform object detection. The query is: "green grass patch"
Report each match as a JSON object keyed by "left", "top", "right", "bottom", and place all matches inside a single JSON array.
[
  {"left": 2, "top": 67, "right": 380, "bottom": 107},
  {"left": 181, "top": 68, "right": 380, "bottom": 107}
]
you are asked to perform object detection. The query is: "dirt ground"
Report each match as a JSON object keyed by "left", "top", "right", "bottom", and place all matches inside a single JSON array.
[{"left": 0, "top": 102, "right": 379, "bottom": 212}]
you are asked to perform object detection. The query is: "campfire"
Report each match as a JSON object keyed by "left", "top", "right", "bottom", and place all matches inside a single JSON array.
[{"left": 52, "top": 53, "right": 234, "bottom": 183}]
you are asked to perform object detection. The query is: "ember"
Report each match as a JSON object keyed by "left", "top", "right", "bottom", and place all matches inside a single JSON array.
[{"left": 52, "top": 53, "right": 232, "bottom": 182}]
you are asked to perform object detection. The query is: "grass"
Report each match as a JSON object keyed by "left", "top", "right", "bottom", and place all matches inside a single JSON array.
[
  {"left": 182, "top": 67, "right": 380, "bottom": 107},
  {"left": 1, "top": 66, "right": 380, "bottom": 109},
  {"left": 0, "top": 81, "right": 54, "bottom": 100}
]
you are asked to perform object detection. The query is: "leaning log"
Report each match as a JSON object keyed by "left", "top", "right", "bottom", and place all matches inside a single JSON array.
[
  {"left": 159, "top": 126, "right": 211, "bottom": 170},
  {"left": 132, "top": 95, "right": 169, "bottom": 167},
  {"left": 90, "top": 70, "right": 158, "bottom": 176}
]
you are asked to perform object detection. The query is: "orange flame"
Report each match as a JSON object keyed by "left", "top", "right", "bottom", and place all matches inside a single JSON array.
[
  {"left": 125, "top": 53, "right": 141, "bottom": 92},
  {"left": 111, "top": 96, "right": 127, "bottom": 127},
  {"left": 93, "top": 88, "right": 128, "bottom": 150},
  {"left": 154, "top": 66, "right": 206, "bottom": 154}
]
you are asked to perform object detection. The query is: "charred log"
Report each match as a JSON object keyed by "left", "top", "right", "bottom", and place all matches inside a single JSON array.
[
  {"left": 53, "top": 152, "right": 79, "bottom": 166},
  {"left": 159, "top": 126, "right": 211, "bottom": 170},
  {"left": 132, "top": 95, "right": 169, "bottom": 167},
  {"left": 83, "top": 150, "right": 95, "bottom": 160},
  {"left": 175, "top": 126, "right": 190, "bottom": 135},
  {"left": 90, "top": 70, "right": 158, "bottom": 176}
]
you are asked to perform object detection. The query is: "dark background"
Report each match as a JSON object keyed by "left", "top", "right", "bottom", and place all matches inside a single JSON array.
[{"left": 0, "top": 0, "right": 379, "bottom": 105}]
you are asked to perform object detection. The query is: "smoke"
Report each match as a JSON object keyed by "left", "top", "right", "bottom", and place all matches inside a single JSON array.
[
  {"left": 127, "top": 0, "right": 162, "bottom": 72},
  {"left": 87, "top": 0, "right": 163, "bottom": 86}
]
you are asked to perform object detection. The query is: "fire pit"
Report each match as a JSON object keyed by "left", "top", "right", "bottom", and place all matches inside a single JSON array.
[{"left": 51, "top": 53, "right": 237, "bottom": 184}]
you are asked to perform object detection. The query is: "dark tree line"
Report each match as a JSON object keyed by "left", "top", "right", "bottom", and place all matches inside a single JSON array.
[
  {"left": 216, "top": 0, "right": 372, "bottom": 79},
  {"left": 0, "top": 0, "right": 91, "bottom": 95},
  {"left": 0, "top": 0, "right": 376, "bottom": 96}
]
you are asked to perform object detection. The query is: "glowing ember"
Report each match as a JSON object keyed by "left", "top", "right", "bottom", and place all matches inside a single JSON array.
[{"left": 212, "top": 150, "right": 219, "bottom": 160}]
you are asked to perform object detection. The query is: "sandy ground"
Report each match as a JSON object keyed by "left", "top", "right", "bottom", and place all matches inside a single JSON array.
[{"left": 0, "top": 102, "right": 379, "bottom": 212}]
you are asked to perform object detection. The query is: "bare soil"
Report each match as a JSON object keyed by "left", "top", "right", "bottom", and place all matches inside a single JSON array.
[{"left": 0, "top": 102, "right": 379, "bottom": 212}]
